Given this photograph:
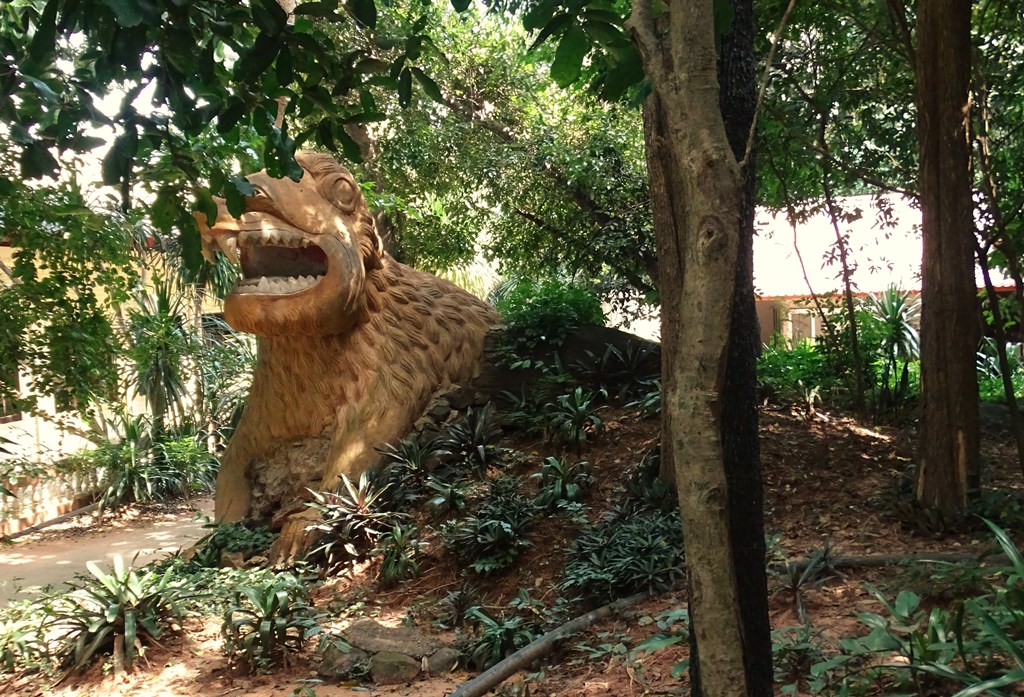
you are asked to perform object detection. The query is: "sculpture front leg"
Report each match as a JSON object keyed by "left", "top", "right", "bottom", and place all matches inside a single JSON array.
[{"left": 214, "top": 449, "right": 252, "bottom": 523}]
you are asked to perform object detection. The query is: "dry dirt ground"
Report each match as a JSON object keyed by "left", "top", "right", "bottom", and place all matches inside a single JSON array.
[{"left": 2, "top": 401, "right": 1021, "bottom": 697}]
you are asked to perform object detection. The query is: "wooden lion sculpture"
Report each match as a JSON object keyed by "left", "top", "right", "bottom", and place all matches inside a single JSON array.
[{"left": 196, "top": 152, "right": 498, "bottom": 541}]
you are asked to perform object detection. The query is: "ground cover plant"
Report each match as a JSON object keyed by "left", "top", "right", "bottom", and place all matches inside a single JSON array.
[{"left": 4, "top": 388, "right": 1024, "bottom": 696}]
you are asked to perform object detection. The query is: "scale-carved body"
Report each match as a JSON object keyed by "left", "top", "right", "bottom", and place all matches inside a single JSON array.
[{"left": 196, "top": 152, "right": 498, "bottom": 526}]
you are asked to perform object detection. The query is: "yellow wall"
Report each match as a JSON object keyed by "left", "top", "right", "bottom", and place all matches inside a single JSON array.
[{"left": 0, "top": 244, "right": 225, "bottom": 465}]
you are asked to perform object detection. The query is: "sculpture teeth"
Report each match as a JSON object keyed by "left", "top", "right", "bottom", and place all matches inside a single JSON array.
[
  {"left": 237, "top": 274, "right": 320, "bottom": 295},
  {"left": 239, "top": 229, "right": 314, "bottom": 249},
  {"left": 218, "top": 236, "right": 240, "bottom": 264}
]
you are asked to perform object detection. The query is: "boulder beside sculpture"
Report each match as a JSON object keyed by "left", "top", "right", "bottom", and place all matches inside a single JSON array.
[{"left": 195, "top": 152, "right": 498, "bottom": 532}]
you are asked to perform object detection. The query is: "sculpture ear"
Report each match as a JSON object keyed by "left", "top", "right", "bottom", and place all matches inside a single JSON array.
[{"left": 360, "top": 213, "right": 384, "bottom": 270}]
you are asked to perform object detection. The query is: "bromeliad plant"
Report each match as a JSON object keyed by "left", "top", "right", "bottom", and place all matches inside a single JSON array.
[
  {"left": 425, "top": 474, "right": 470, "bottom": 519},
  {"left": 377, "top": 436, "right": 446, "bottom": 508},
  {"left": 544, "top": 387, "right": 606, "bottom": 454},
  {"left": 48, "top": 555, "right": 189, "bottom": 673},
  {"left": 626, "top": 378, "right": 661, "bottom": 418},
  {"left": 441, "top": 402, "right": 504, "bottom": 476},
  {"left": 221, "top": 574, "right": 322, "bottom": 673},
  {"left": 305, "top": 472, "right": 407, "bottom": 572},
  {"left": 573, "top": 342, "right": 658, "bottom": 403},
  {"left": 533, "top": 456, "right": 593, "bottom": 509},
  {"left": 461, "top": 606, "right": 538, "bottom": 671},
  {"left": 376, "top": 523, "right": 423, "bottom": 588}
]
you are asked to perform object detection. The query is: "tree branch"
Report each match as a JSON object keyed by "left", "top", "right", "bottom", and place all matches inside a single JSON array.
[
  {"left": 882, "top": 0, "right": 916, "bottom": 67},
  {"left": 448, "top": 593, "right": 650, "bottom": 697},
  {"left": 740, "top": 0, "right": 799, "bottom": 172},
  {"left": 625, "top": 0, "right": 664, "bottom": 82}
]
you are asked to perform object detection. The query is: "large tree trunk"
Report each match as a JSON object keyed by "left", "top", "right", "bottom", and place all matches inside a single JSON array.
[
  {"left": 916, "top": 0, "right": 979, "bottom": 513},
  {"left": 631, "top": 0, "right": 770, "bottom": 694},
  {"left": 714, "top": 0, "right": 773, "bottom": 691}
]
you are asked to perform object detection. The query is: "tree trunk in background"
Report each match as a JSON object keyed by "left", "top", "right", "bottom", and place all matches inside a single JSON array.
[
  {"left": 916, "top": 0, "right": 979, "bottom": 513},
  {"left": 632, "top": 0, "right": 771, "bottom": 693}
]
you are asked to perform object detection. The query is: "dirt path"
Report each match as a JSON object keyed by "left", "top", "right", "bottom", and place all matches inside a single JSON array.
[{"left": 0, "top": 498, "right": 214, "bottom": 604}]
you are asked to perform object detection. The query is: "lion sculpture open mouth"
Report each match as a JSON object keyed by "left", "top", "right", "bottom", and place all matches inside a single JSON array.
[{"left": 195, "top": 152, "right": 498, "bottom": 546}]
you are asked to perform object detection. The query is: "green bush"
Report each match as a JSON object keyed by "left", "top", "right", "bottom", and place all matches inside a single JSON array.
[
  {"left": 91, "top": 414, "right": 220, "bottom": 511},
  {"left": 376, "top": 523, "right": 422, "bottom": 588},
  {"left": 305, "top": 473, "right": 407, "bottom": 572},
  {"left": 756, "top": 341, "right": 839, "bottom": 403},
  {"left": 544, "top": 387, "right": 606, "bottom": 452},
  {"left": 572, "top": 342, "right": 659, "bottom": 403},
  {"left": 440, "top": 403, "right": 504, "bottom": 476},
  {"left": 625, "top": 378, "right": 661, "bottom": 418},
  {"left": 441, "top": 477, "right": 536, "bottom": 575},
  {"left": 461, "top": 607, "right": 537, "bottom": 671},
  {"left": 798, "top": 520, "right": 1024, "bottom": 695},
  {"left": 0, "top": 600, "right": 50, "bottom": 674},
  {"left": 377, "top": 436, "right": 443, "bottom": 507},
  {"left": 435, "top": 583, "right": 482, "bottom": 630},
  {"left": 495, "top": 277, "right": 605, "bottom": 357},
  {"left": 156, "top": 435, "right": 219, "bottom": 495},
  {"left": 978, "top": 337, "right": 1024, "bottom": 403},
  {"left": 562, "top": 509, "right": 684, "bottom": 605},
  {"left": 533, "top": 456, "right": 593, "bottom": 509},
  {"left": 49, "top": 555, "right": 190, "bottom": 672},
  {"left": 189, "top": 523, "right": 278, "bottom": 569},
  {"left": 221, "top": 574, "right": 322, "bottom": 673}
]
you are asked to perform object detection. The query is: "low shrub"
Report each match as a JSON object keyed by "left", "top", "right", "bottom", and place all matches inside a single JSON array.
[
  {"left": 494, "top": 277, "right": 605, "bottom": 356},
  {"left": 155, "top": 435, "right": 219, "bottom": 495},
  {"left": 49, "top": 555, "right": 190, "bottom": 672},
  {"left": 544, "top": 388, "right": 606, "bottom": 453},
  {"left": 533, "top": 456, "right": 593, "bottom": 509},
  {"left": 189, "top": 523, "right": 277, "bottom": 569},
  {"left": 221, "top": 573, "right": 322, "bottom": 673},
  {"left": 0, "top": 600, "right": 50, "bottom": 674},
  {"left": 441, "top": 476, "right": 536, "bottom": 575},
  {"left": 376, "top": 523, "right": 422, "bottom": 588},
  {"left": 795, "top": 520, "right": 1024, "bottom": 695},
  {"left": 305, "top": 473, "right": 406, "bottom": 572},
  {"left": 460, "top": 607, "right": 538, "bottom": 671},
  {"left": 562, "top": 509, "right": 685, "bottom": 605},
  {"left": 756, "top": 341, "right": 839, "bottom": 404},
  {"left": 440, "top": 403, "right": 504, "bottom": 476}
]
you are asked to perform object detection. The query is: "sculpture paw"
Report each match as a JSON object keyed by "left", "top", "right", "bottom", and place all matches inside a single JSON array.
[{"left": 269, "top": 509, "right": 322, "bottom": 566}]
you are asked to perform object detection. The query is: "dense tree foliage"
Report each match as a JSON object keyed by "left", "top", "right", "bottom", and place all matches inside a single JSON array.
[
  {"left": 6, "top": 0, "right": 1024, "bottom": 689},
  {"left": 0, "top": 143, "right": 135, "bottom": 418},
  {"left": 363, "top": 10, "right": 655, "bottom": 303}
]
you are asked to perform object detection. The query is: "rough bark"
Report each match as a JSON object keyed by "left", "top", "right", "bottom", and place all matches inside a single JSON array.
[
  {"left": 629, "top": 0, "right": 770, "bottom": 694},
  {"left": 916, "top": 0, "right": 979, "bottom": 513},
  {"left": 714, "top": 0, "right": 773, "bottom": 691}
]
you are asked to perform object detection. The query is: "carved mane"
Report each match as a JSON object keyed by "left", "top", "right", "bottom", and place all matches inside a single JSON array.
[{"left": 208, "top": 153, "right": 499, "bottom": 524}]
